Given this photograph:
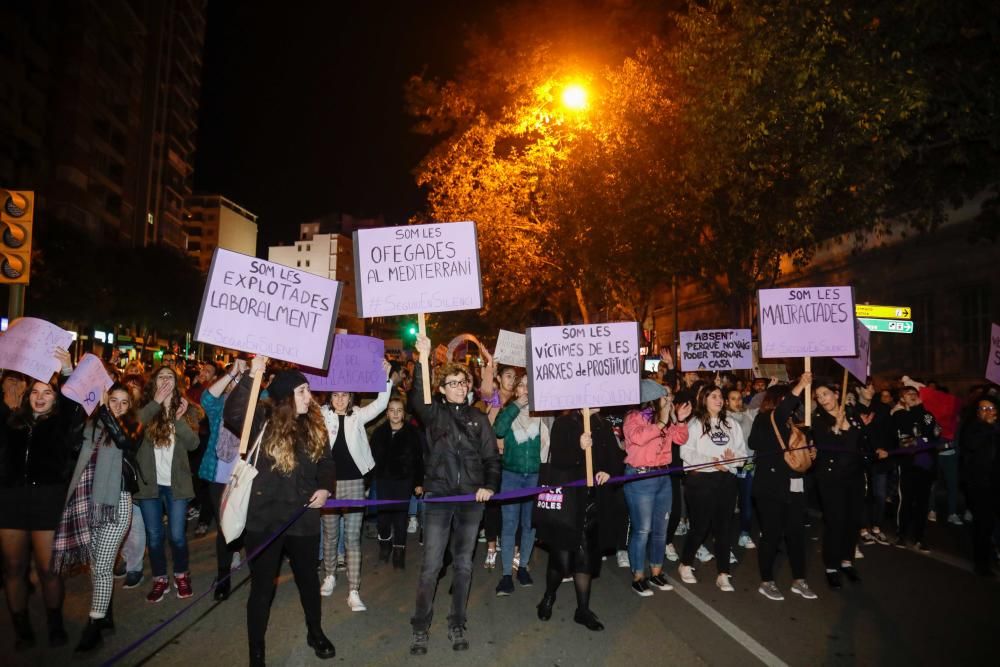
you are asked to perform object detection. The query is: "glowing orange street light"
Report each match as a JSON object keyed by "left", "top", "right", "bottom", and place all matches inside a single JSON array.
[{"left": 561, "top": 83, "right": 588, "bottom": 111}]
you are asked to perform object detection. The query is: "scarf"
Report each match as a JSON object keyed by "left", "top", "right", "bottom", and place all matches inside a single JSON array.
[{"left": 510, "top": 402, "right": 550, "bottom": 462}]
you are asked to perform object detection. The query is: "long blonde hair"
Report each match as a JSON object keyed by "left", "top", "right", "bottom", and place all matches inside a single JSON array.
[{"left": 261, "top": 397, "right": 327, "bottom": 475}]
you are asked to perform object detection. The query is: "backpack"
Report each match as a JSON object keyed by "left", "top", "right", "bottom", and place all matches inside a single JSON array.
[{"left": 770, "top": 411, "right": 815, "bottom": 473}]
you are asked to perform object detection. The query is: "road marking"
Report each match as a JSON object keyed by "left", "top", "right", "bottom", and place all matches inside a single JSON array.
[{"left": 666, "top": 576, "right": 791, "bottom": 667}]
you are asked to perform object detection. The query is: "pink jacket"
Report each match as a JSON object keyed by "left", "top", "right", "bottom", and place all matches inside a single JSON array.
[{"left": 623, "top": 411, "right": 688, "bottom": 468}]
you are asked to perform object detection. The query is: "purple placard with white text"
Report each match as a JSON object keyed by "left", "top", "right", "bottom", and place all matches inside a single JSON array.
[
  {"left": 986, "top": 323, "right": 1000, "bottom": 385},
  {"left": 0, "top": 317, "right": 73, "bottom": 382},
  {"left": 194, "top": 248, "right": 342, "bottom": 369},
  {"left": 302, "top": 335, "right": 386, "bottom": 393},
  {"left": 526, "top": 322, "right": 641, "bottom": 412},
  {"left": 833, "top": 319, "right": 872, "bottom": 382},
  {"left": 758, "top": 286, "right": 856, "bottom": 358},
  {"left": 62, "top": 353, "right": 114, "bottom": 415}
]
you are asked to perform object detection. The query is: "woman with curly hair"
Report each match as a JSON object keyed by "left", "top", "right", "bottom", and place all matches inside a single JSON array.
[
  {"left": 134, "top": 365, "right": 199, "bottom": 603},
  {"left": 224, "top": 355, "right": 336, "bottom": 666}
]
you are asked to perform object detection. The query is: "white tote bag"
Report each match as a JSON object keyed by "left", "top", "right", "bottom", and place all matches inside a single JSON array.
[{"left": 219, "top": 423, "right": 266, "bottom": 544}]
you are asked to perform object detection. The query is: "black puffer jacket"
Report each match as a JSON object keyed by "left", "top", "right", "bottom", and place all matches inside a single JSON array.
[
  {"left": 371, "top": 420, "right": 424, "bottom": 485},
  {"left": 0, "top": 393, "right": 85, "bottom": 488},
  {"left": 409, "top": 365, "right": 500, "bottom": 496}
]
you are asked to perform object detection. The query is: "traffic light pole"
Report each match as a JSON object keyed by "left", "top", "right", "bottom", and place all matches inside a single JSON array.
[{"left": 8, "top": 284, "right": 24, "bottom": 319}]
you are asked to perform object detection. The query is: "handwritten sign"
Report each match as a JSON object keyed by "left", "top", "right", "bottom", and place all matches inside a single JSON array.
[
  {"left": 758, "top": 286, "right": 856, "bottom": 358},
  {"left": 302, "top": 335, "right": 386, "bottom": 393},
  {"left": 755, "top": 363, "right": 789, "bottom": 382},
  {"left": 834, "top": 319, "right": 872, "bottom": 382},
  {"left": 679, "top": 329, "right": 753, "bottom": 372},
  {"left": 194, "top": 248, "right": 342, "bottom": 369},
  {"left": 352, "top": 222, "right": 483, "bottom": 318},
  {"left": 494, "top": 329, "right": 527, "bottom": 367},
  {"left": 0, "top": 317, "right": 73, "bottom": 382},
  {"left": 526, "top": 322, "right": 641, "bottom": 412},
  {"left": 986, "top": 323, "right": 1000, "bottom": 385},
  {"left": 62, "top": 354, "right": 114, "bottom": 415}
]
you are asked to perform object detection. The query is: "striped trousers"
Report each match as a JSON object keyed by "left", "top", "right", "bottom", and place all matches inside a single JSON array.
[
  {"left": 321, "top": 478, "right": 365, "bottom": 591},
  {"left": 90, "top": 492, "right": 133, "bottom": 618}
]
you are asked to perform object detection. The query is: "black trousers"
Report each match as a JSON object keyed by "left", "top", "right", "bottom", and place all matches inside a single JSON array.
[
  {"left": 376, "top": 479, "right": 411, "bottom": 547},
  {"left": 209, "top": 482, "right": 244, "bottom": 575},
  {"left": 680, "top": 473, "right": 738, "bottom": 574},
  {"left": 898, "top": 465, "right": 934, "bottom": 544},
  {"left": 816, "top": 472, "right": 865, "bottom": 569},
  {"left": 666, "top": 475, "right": 683, "bottom": 542},
  {"left": 968, "top": 487, "right": 998, "bottom": 571},
  {"left": 755, "top": 494, "right": 806, "bottom": 581},
  {"left": 245, "top": 531, "right": 322, "bottom": 650}
]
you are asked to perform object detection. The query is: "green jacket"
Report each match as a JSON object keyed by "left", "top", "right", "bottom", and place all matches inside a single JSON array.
[
  {"left": 493, "top": 402, "right": 542, "bottom": 475},
  {"left": 133, "top": 401, "right": 199, "bottom": 500}
]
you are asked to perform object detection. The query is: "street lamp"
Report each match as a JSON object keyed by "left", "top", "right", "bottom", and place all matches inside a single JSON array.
[{"left": 561, "top": 83, "right": 588, "bottom": 111}]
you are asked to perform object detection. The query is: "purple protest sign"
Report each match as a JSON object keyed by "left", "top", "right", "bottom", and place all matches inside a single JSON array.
[
  {"left": 758, "top": 286, "right": 856, "bottom": 358},
  {"left": 526, "top": 322, "right": 641, "bottom": 412},
  {"left": 834, "top": 319, "right": 872, "bottom": 383},
  {"left": 302, "top": 334, "right": 386, "bottom": 393},
  {"left": 62, "top": 353, "right": 114, "bottom": 415},
  {"left": 986, "top": 323, "right": 1000, "bottom": 385},
  {"left": 679, "top": 328, "right": 753, "bottom": 372},
  {"left": 0, "top": 317, "right": 73, "bottom": 382}
]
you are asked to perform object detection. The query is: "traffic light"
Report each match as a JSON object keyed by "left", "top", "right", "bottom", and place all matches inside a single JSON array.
[
  {"left": 402, "top": 320, "right": 417, "bottom": 340},
  {"left": 0, "top": 189, "right": 34, "bottom": 284}
]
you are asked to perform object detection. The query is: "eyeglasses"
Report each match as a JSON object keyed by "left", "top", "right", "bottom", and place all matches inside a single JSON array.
[
  {"left": 978, "top": 405, "right": 997, "bottom": 412},
  {"left": 444, "top": 380, "right": 469, "bottom": 389}
]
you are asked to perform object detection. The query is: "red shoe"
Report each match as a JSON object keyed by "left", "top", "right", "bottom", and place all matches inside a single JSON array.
[
  {"left": 175, "top": 572, "right": 193, "bottom": 599},
  {"left": 146, "top": 577, "right": 170, "bottom": 603}
]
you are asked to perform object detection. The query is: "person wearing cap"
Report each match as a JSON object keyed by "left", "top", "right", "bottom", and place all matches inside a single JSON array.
[
  {"left": 224, "top": 356, "right": 336, "bottom": 666},
  {"left": 622, "top": 380, "right": 691, "bottom": 596}
]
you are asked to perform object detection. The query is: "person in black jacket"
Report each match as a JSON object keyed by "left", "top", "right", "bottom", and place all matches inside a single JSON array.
[
  {"left": 750, "top": 373, "right": 818, "bottom": 601},
  {"left": 891, "top": 386, "right": 940, "bottom": 551},
  {"left": 408, "top": 334, "right": 500, "bottom": 656},
  {"left": 224, "top": 355, "right": 336, "bottom": 667},
  {"left": 371, "top": 396, "right": 424, "bottom": 569},
  {"left": 960, "top": 397, "right": 999, "bottom": 576}
]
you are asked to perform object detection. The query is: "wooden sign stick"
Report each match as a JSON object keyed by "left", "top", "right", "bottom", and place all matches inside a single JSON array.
[
  {"left": 583, "top": 407, "right": 594, "bottom": 487},
  {"left": 238, "top": 369, "right": 264, "bottom": 455},
  {"left": 418, "top": 312, "right": 432, "bottom": 405},
  {"left": 803, "top": 356, "right": 812, "bottom": 427},
  {"left": 838, "top": 367, "right": 849, "bottom": 423}
]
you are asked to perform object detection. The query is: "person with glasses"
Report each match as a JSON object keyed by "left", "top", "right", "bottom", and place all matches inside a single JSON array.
[
  {"left": 408, "top": 334, "right": 500, "bottom": 656},
  {"left": 960, "top": 397, "right": 999, "bottom": 576}
]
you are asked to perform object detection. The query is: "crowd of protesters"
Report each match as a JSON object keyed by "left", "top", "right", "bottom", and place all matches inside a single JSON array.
[{"left": 0, "top": 338, "right": 998, "bottom": 664}]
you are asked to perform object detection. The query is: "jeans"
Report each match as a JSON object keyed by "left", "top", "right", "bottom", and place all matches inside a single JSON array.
[
  {"left": 500, "top": 470, "right": 538, "bottom": 575},
  {"left": 623, "top": 465, "right": 672, "bottom": 574},
  {"left": 412, "top": 498, "right": 484, "bottom": 632},
  {"left": 137, "top": 485, "right": 190, "bottom": 578},
  {"left": 121, "top": 504, "right": 146, "bottom": 574}
]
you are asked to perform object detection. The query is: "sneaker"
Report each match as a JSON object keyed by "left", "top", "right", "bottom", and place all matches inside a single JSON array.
[
  {"left": 447, "top": 625, "right": 469, "bottom": 651},
  {"left": 186, "top": 506, "right": 200, "bottom": 521},
  {"left": 113, "top": 558, "right": 127, "bottom": 578},
  {"left": 675, "top": 518, "right": 689, "bottom": 536},
  {"left": 407, "top": 516, "right": 419, "bottom": 534},
  {"left": 791, "top": 580, "right": 818, "bottom": 600},
  {"left": 336, "top": 554, "right": 347, "bottom": 571},
  {"left": 484, "top": 549, "right": 497, "bottom": 569},
  {"left": 516, "top": 568, "right": 533, "bottom": 587},
  {"left": 664, "top": 544, "right": 679, "bottom": 562},
  {"left": 870, "top": 529, "right": 889, "bottom": 546},
  {"left": 347, "top": 590, "right": 367, "bottom": 612},
  {"left": 616, "top": 550, "right": 630, "bottom": 568},
  {"left": 320, "top": 574, "right": 336, "bottom": 597},
  {"left": 174, "top": 573, "right": 193, "bottom": 599},
  {"left": 231, "top": 552, "right": 241, "bottom": 571},
  {"left": 678, "top": 564, "right": 697, "bottom": 584},
  {"left": 146, "top": 577, "right": 170, "bottom": 603},
  {"left": 860, "top": 530, "right": 876, "bottom": 546},
  {"left": 648, "top": 574, "right": 673, "bottom": 591},
  {"left": 477, "top": 529, "right": 486, "bottom": 543},
  {"left": 854, "top": 546, "right": 864, "bottom": 559},
  {"left": 729, "top": 550, "right": 738, "bottom": 564},
  {"left": 716, "top": 574, "right": 734, "bottom": 592},
  {"left": 947, "top": 514, "right": 964, "bottom": 526},
  {"left": 513, "top": 547, "right": 521, "bottom": 571},
  {"left": 410, "top": 630, "right": 429, "bottom": 656},
  {"left": 914, "top": 542, "right": 931, "bottom": 553},
  {"left": 123, "top": 571, "right": 144, "bottom": 589},
  {"left": 631, "top": 579, "right": 654, "bottom": 597},
  {"left": 927, "top": 510, "right": 937, "bottom": 522},
  {"left": 758, "top": 581, "right": 783, "bottom": 601},
  {"left": 695, "top": 546, "right": 714, "bottom": 562},
  {"left": 496, "top": 575, "right": 514, "bottom": 596},
  {"left": 737, "top": 534, "right": 757, "bottom": 549},
  {"left": 194, "top": 523, "right": 209, "bottom": 537}
]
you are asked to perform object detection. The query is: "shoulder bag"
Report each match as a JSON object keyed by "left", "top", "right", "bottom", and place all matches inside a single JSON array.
[
  {"left": 770, "top": 411, "right": 815, "bottom": 474},
  {"left": 219, "top": 422, "right": 266, "bottom": 544}
]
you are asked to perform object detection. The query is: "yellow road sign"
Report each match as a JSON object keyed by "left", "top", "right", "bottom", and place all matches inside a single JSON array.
[{"left": 855, "top": 304, "right": 910, "bottom": 320}]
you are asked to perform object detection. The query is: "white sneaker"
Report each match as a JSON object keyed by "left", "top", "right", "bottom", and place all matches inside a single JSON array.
[
  {"left": 320, "top": 574, "right": 336, "bottom": 597},
  {"left": 664, "top": 544, "right": 679, "bottom": 562},
  {"left": 729, "top": 550, "right": 738, "bottom": 565},
  {"left": 695, "top": 546, "right": 714, "bottom": 562},
  {"left": 347, "top": 590, "right": 367, "bottom": 612},
  {"left": 854, "top": 546, "right": 864, "bottom": 559},
  {"left": 738, "top": 534, "right": 757, "bottom": 549},
  {"left": 407, "top": 516, "right": 418, "bottom": 534},
  {"left": 927, "top": 510, "right": 937, "bottom": 522},
  {"left": 675, "top": 519, "right": 689, "bottom": 536},
  {"left": 678, "top": 564, "right": 697, "bottom": 584},
  {"left": 964, "top": 510, "right": 973, "bottom": 523},
  {"left": 616, "top": 550, "right": 630, "bottom": 568},
  {"left": 947, "top": 514, "right": 964, "bottom": 526},
  {"left": 231, "top": 552, "right": 241, "bottom": 571},
  {"left": 716, "top": 574, "right": 734, "bottom": 592}
]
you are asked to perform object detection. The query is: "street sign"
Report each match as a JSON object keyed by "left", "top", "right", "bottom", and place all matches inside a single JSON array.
[
  {"left": 856, "top": 304, "right": 911, "bottom": 319},
  {"left": 859, "top": 317, "right": 914, "bottom": 334}
]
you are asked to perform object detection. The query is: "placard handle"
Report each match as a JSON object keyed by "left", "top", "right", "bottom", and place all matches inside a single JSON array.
[
  {"left": 418, "top": 313, "right": 432, "bottom": 405},
  {"left": 583, "top": 407, "right": 594, "bottom": 487},
  {"left": 239, "top": 369, "right": 264, "bottom": 455}
]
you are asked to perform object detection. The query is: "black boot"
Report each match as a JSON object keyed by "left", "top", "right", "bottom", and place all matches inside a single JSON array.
[
  {"left": 306, "top": 625, "right": 336, "bottom": 659},
  {"left": 392, "top": 546, "right": 406, "bottom": 570},
  {"left": 75, "top": 618, "right": 104, "bottom": 653},
  {"left": 214, "top": 573, "right": 232, "bottom": 601},
  {"left": 378, "top": 539, "right": 392, "bottom": 563},
  {"left": 537, "top": 594, "right": 555, "bottom": 621},
  {"left": 46, "top": 607, "right": 68, "bottom": 647},
  {"left": 98, "top": 597, "right": 115, "bottom": 634},
  {"left": 249, "top": 641, "right": 266, "bottom": 667},
  {"left": 11, "top": 611, "right": 35, "bottom": 651}
]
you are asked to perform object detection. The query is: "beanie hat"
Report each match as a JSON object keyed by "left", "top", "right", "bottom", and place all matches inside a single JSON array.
[
  {"left": 640, "top": 379, "right": 668, "bottom": 404},
  {"left": 267, "top": 369, "right": 308, "bottom": 402}
]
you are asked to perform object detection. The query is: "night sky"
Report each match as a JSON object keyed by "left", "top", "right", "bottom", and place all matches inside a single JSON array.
[{"left": 193, "top": 1, "right": 494, "bottom": 253}]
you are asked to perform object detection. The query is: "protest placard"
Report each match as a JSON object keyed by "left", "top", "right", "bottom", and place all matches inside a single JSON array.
[
  {"left": 526, "top": 322, "right": 641, "bottom": 412},
  {"left": 834, "top": 318, "right": 872, "bottom": 383},
  {"left": 758, "top": 286, "right": 856, "bottom": 358},
  {"left": 353, "top": 222, "right": 483, "bottom": 318},
  {"left": 0, "top": 317, "right": 73, "bottom": 381},
  {"left": 62, "top": 353, "right": 114, "bottom": 415},
  {"left": 986, "top": 323, "right": 1000, "bottom": 385},
  {"left": 755, "top": 363, "right": 789, "bottom": 382},
  {"left": 494, "top": 329, "right": 527, "bottom": 367},
  {"left": 301, "top": 334, "right": 386, "bottom": 393},
  {"left": 679, "top": 329, "right": 753, "bottom": 372},
  {"left": 447, "top": 333, "right": 484, "bottom": 361},
  {"left": 194, "top": 248, "right": 342, "bottom": 369}
]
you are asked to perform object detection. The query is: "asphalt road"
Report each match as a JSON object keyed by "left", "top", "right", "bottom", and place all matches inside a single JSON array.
[{"left": 3, "top": 509, "right": 998, "bottom": 667}]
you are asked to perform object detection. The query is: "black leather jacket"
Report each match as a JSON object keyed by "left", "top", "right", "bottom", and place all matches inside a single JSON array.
[{"left": 0, "top": 393, "right": 85, "bottom": 488}]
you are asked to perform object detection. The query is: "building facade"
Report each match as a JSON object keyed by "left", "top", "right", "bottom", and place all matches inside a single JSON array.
[{"left": 184, "top": 194, "right": 258, "bottom": 271}]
